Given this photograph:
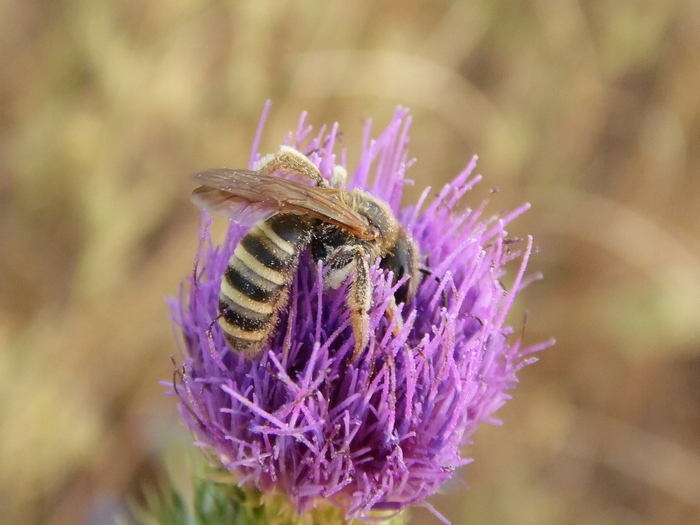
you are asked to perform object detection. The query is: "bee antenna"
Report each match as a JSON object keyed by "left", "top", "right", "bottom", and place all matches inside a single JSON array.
[
  {"left": 419, "top": 266, "right": 448, "bottom": 308},
  {"left": 418, "top": 266, "right": 434, "bottom": 277}
]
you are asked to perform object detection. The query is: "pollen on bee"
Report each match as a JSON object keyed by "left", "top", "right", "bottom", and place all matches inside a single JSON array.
[
  {"left": 252, "top": 153, "right": 276, "bottom": 172},
  {"left": 331, "top": 165, "right": 347, "bottom": 188}
]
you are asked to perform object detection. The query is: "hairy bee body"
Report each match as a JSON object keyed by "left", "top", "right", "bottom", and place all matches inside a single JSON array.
[
  {"left": 218, "top": 214, "right": 312, "bottom": 357},
  {"left": 191, "top": 146, "right": 422, "bottom": 361}
]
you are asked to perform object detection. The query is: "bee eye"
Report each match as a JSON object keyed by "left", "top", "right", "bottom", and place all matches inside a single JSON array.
[{"left": 380, "top": 233, "right": 415, "bottom": 304}]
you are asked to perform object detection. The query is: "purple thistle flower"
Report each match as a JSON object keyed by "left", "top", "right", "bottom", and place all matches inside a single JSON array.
[{"left": 169, "top": 105, "right": 550, "bottom": 523}]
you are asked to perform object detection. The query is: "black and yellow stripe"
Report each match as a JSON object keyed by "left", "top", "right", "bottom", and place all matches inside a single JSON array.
[{"left": 218, "top": 214, "right": 311, "bottom": 356}]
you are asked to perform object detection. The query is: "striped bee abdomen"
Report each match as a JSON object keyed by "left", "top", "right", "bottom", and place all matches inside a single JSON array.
[{"left": 218, "top": 214, "right": 311, "bottom": 357}]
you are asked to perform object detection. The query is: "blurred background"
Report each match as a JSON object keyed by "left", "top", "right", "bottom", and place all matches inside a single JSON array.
[{"left": 2, "top": 1, "right": 700, "bottom": 524}]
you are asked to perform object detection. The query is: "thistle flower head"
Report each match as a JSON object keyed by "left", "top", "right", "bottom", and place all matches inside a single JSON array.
[{"left": 170, "top": 106, "right": 549, "bottom": 522}]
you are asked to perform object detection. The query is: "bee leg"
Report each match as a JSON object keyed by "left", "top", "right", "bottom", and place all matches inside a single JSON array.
[
  {"left": 347, "top": 246, "right": 372, "bottom": 364},
  {"left": 254, "top": 145, "right": 329, "bottom": 187},
  {"left": 324, "top": 245, "right": 372, "bottom": 364},
  {"left": 331, "top": 165, "right": 347, "bottom": 188},
  {"left": 419, "top": 266, "right": 448, "bottom": 308},
  {"left": 385, "top": 295, "right": 403, "bottom": 337}
]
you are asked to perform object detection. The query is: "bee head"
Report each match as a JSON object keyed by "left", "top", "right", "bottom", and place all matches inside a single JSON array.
[
  {"left": 380, "top": 228, "right": 420, "bottom": 304},
  {"left": 350, "top": 191, "right": 421, "bottom": 303}
]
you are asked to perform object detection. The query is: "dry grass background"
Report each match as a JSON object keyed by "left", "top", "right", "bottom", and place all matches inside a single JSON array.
[{"left": 2, "top": 1, "right": 700, "bottom": 524}]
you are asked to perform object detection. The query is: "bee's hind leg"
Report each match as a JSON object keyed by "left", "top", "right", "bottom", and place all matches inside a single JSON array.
[{"left": 254, "top": 145, "right": 329, "bottom": 187}]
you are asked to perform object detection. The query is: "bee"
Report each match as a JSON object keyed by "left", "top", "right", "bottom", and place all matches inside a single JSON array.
[{"left": 191, "top": 146, "right": 421, "bottom": 362}]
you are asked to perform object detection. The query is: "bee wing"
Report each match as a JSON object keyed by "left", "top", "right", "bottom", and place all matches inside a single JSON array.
[
  {"left": 190, "top": 169, "right": 372, "bottom": 237},
  {"left": 190, "top": 169, "right": 276, "bottom": 226}
]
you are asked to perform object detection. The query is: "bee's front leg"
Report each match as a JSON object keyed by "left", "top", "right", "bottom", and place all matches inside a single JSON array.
[
  {"left": 348, "top": 247, "right": 372, "bottom": 363},
  {"left": 324, "top": 245, "right": 372, "bottom": 363},
  {"left": 385, "top": 294, "right": 403, "bottom": 337}
]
